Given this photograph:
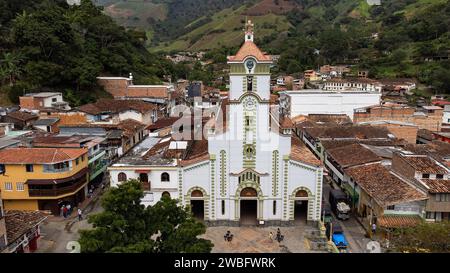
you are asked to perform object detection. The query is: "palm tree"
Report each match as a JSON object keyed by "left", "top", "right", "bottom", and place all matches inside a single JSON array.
[{"left": 0, "top": 52, "right": 23, "bottom": 86}]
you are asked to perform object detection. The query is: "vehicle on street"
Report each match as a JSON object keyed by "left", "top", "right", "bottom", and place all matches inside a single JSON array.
[
  {"left": 329, "top": 189, "right": 351, "bottom": 220},
  {"left": 326, "top": 222, "right": 349, "bottom": 251}
]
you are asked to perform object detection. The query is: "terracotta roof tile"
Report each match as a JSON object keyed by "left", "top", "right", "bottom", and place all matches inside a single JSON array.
[
  {"left": 227, "top": 41, "right": 272, "bottom": 62},
  {"left": 6, "top": 111, "right": 38, "bottom": 121},
  {"left": 398, "top": 154, "right": 448, "bottom": 174},
  {"left": 4, "top": 210, "right": 49, "bottom": 243},
  {"left": 420, "top": 179, "right": 450, "bottom": 193},
  {"left": 290, "top": 136, "right": 322, "bottom": 167},
  {"left": 378, "top": 215, "right": 422, "bottom": 229},
  {"left": 147, "top": 117, "right": 181, "bottom": 131},
  {"left": 345, "top": 163, "right": 427, "bottom": 207},
  {"left": 305, "top": 125, "right": 392, "bottom": 140},
  {"left": 78, "top": 99, "right": 157, "bottom": 115},
  {"left": 0, "top": 147, "right": 87, "bottom": 164},
  {"left": 326, "top": 143, "right": 381, "bottom": 168}
]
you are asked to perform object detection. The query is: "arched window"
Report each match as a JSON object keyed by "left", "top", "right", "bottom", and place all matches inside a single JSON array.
[
  {"left": 118, "top": 172, "right": 127, "bottom": 182},
  {"left": 162, "top": 191, "right": 171, "bottom": 198},
  {"left": 161, "top": 172, "right": 170, "bottom": 182}
]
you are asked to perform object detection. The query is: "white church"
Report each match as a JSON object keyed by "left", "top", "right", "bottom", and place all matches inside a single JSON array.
[{"left": 108, "top": 21, "right": 324, "bottom": 226}]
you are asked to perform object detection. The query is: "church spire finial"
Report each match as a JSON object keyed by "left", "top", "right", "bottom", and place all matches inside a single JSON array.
[{"left": 244, "top": 19, "right": 254, "bottom": 42}]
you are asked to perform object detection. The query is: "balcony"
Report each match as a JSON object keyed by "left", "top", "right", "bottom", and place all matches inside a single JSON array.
[{"left": 27, "top": 168, "right": 88, "bottom": 197}]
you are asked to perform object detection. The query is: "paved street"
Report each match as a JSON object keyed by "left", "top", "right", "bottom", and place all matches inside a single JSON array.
[
  {"left": 322, "top": 179, "right": 371, "bottom": 253},
  {"left": 36, "top": 187, "right": 104, "bottom": 253}
]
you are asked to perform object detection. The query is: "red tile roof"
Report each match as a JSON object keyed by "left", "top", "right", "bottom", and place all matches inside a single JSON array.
[
  {"left": 78, "top": 99, "right": 157, "bottom": 115},
  {"left": 326, "top": 143, "right": 381, "bottom": 168},
  {"left": 0, "top": 147, "right": 87, "bottom": 164},
  {"left": 6, "top": 111, "right": 38, "bottom": 121},
  {"left": 398, "top": 154, "right": 448, "bottom": 174},
  {"left": 345, "top": 163, "right": 428, "bottom": 207},
  {"left": 227, "top": 41, "right": 272, "bottom": 62},
  {"left": 420, "top": 179, "right": 450, "bottom": 193},
  {"left": 4, "top": 210, "right": 49, "bottom": 244},
  {"left": 290, "top": 136, "right": 322, "bottom": 167},
  {"left": 378, "top": 215, "right": 422, "bottom": 229},
  {"left": 147, "top": 117, "right": 181, "bottom": 131}
]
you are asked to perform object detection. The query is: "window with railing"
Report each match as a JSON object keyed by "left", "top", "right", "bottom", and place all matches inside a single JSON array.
[{"left": 43, "top": 161, "right": 70, "bottom": 173}]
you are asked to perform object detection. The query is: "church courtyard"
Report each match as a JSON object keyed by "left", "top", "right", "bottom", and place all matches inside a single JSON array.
[{"left": 201, "top": 225, "right": 328, "bottom": 253}]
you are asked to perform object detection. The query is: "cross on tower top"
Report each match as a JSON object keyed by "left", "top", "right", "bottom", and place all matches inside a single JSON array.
[{"left": 244, "top": 20, "right": 254, "bottom": 42}]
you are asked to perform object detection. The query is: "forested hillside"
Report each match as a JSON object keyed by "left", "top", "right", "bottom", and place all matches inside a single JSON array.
[
  {"left": 276, "top": 0, "right": 450, "bottom": 92},
  {"left": 0, "top": 0, "right": 171, "bottom": 106}
]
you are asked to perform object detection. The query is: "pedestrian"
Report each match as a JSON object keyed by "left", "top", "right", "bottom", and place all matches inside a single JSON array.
[
  {"left": 60, "top": 205, "right": 64, "bottom": 217},
  {"left": 269, "top": 232, "right": 274, "bottom": 242},
  {"left": 63, "top": 206, "right": 68, "bottom": 219},
  {"left": 77, "top": 208, "right": 82, "bottom": 221},
  {"left": 66, "top": 204, "right": 71, "bottom": 216},
  {"left": 372, "top": 223, "right": 377, "bottom": 235}
]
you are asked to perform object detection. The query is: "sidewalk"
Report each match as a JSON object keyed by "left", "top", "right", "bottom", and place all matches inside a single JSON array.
[{"left": 46, "top": 182, "right": 107, "bottom": 224}]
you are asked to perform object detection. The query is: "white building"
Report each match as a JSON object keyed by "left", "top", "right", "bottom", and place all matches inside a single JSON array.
[
  {"left": 280, "top": 89, "right": 381, "bottom": 120},
  {"left": 108, "top": 21, "right": 323, "bottom": 226},
  {"left": 443, "top": 105, "right": 450, "bottom": 124},
  {"left": 323, "top": 78, "right": 382, "bottom": 93}
]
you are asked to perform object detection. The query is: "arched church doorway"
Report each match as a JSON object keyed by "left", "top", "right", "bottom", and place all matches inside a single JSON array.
[
  {"left": 240, "top": 187, "right": 258, "bottom": 226},
  {"left": 294, "top": 190, "right": 309, "bottom": 224},
  {"left": 190, "top": 190, "right": 204, "bottom": 221}
]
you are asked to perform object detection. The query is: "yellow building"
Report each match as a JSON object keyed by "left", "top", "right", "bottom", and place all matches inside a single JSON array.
[{"left": 0, "top": 147, "right": 88, "bottom": 215}]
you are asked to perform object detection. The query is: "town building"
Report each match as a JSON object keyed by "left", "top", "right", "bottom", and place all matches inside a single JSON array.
[
  {"left": 319, "top": 65, "right": 351, "bottom": 77},
  {"left": 3, "top": 111, "right": 39, "bottom": 130},
  {"left": 59, "top": 119, "right": 148, "bottom": 158},
  {"left": 354, "top": 103, "right": 443, "bottom": 132},
  {"left": 300, "top": 124, "right": 399, "bottom": 161},
  {"left": 31, "top": 118, "right": 60, "bottom": 133},
  {"left": 96, "top": 75, "right": 180, "bottom": 115},
  {"left": 0, "top": 147, "right": 89, "bottom": 215},
  {"left": 345, "top": 163, "right": 428, "bottom": 231},
  {"left": 78, "top": 99, "right": 158, "bottom": 125},
  {"left": 108, "top": 21, "right": 324, "bottom": 226},
  {"left": 19, "top": 92, "right": 70, "bottom": 112},
  {"left": 303, "top": 70, "right": 321, "bottom": 82},
  {"left": 1, "top": 208, "right": 48, "bottom": 253},
  {"left": 391, "top": 152, "right": 450, "bottom": 222},
  {"left": 31, "top": 135, "right": 108, "bottom": 183},
  {"left": 280, "top": 88, "right": 381, "bottom": 120},
  {"left": 442, "top": 105, "right": 450, "bottom": 125},
  {"left": 356, "top": 120, "right": 418, "bottom": 144},
  {"left": 323, "top": 78, "right": 382, "bottom": 93}
]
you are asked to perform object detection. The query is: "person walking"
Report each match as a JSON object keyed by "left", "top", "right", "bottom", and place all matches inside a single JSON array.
[
  {"left": 269, "top": 232, "right": 274, "bottom": 243},
  {"left": 66, "top": 204, "right": 71, "bottom": 216},
  {"left": 77, "top": 208, "right": 82, "bottom": 221},
  {"left": 63, "top": 206, "right": 68, "bottom": 219},
  {"left": 372, "top": 223, "right": 377, "bottom": 235}
]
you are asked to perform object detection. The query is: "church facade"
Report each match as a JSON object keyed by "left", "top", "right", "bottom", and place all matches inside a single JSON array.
[{"left": 108, "top": 21, "right": 323, "bottom": 226}]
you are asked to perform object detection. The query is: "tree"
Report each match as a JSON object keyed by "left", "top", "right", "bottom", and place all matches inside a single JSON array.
[
  {"left": 0, "top": 52, "right": 23, "bottom": 86},
  {"left": 390, "top": 221, "right": 450, "bottom": 253},
  {"left": 79, "top": 180, "right": 213, "bottom": 253}
]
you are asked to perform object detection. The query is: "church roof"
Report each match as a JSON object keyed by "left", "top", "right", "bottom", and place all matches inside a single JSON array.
[
  {"left": 290, "top": 136, "right": 322, "bottom": 167},
  {"left": 227, "top": 41, "right": 272, "bottom": 63}
]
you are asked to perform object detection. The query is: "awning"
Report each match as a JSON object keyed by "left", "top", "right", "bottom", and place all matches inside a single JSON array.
[
  {"left": 378, "top": 215, "right": 422, "bottom": 229},
  {"left": 26, "top": 168, "right": 88, "bottom": 185}
]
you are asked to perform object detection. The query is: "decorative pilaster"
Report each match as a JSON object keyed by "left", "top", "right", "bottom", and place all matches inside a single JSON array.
[
  {"left": 210, "top": 154, "right": 216, "bottom": 219},
  {"left": 272, "top": 150, "right": 279, "bottom": 196},
  {"left": 219, "top": 150, "right": 227, "bottom": 197},
  {"left": 282, "top": 155, "right": 289, "bottom": 220}
]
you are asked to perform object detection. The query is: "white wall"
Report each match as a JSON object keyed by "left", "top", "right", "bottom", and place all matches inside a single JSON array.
[
  {"left": 42, "top": 94, "right": 63, "bottom": 108},
  {"left": 119, "top": 110, "right": 144, "bottom": 123},
  {"left": 284, "top": 91, "right": 381, "bottom": 120}
]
